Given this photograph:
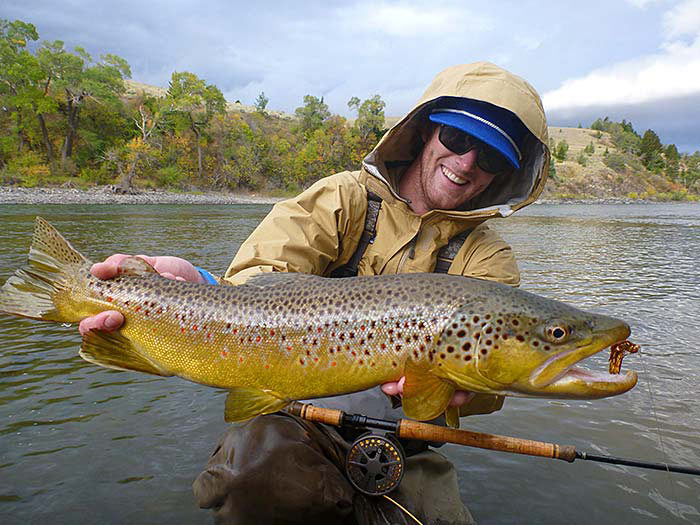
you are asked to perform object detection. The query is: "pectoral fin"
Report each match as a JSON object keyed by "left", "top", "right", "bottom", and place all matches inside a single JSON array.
[
  {"left": 444, "top": 406, "right": 460, "bottom": 429},
  {"left": 224, "top": 387, "right": 290, "bottom": 422},
  {"left": 80, "top": 330, "right": 170, "bottom": 376},
  {"left": 402, "top": 360, "right": 455, "bottom": 422}
]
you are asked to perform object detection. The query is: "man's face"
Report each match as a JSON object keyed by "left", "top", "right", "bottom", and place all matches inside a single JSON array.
[{"left": 413, "top": 124, "right": 498, "bottom": 213}]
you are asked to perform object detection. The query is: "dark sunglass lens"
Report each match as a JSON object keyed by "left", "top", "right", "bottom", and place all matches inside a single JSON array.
[
  {"left": 478, "top": 148, "right": 513, "bottom": 175},
  {"left": 439, "top": 126, "right": 472, "bottom": 155}
]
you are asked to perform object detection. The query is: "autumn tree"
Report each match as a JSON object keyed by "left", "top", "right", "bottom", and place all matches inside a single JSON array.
[{"left": 167, "top": 71, "right": 226, "bottom": 177}]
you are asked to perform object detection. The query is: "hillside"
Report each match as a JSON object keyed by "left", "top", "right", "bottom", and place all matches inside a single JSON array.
[
  {"left": 122, "top": 81, "right": 691, "bottom": 201},
  {"left": 543, "top": 127, "right": 683, "bottom": 200}
]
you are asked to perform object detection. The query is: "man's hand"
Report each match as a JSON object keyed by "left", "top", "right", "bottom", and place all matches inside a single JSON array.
[
  {"left": 381, "top": 378, "right": 475, "bottom": 407},
  {"left": 78, "top": 254, "right": 203, "bottom": 336}
]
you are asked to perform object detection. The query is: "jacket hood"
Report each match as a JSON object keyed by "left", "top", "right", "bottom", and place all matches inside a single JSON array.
[{"left": 362, "top": 62, "right": 549, "bottom": 219}]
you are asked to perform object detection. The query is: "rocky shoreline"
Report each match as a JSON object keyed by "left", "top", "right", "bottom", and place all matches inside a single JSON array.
[
  {"left": 0, "top": 185, "right": 283, "bottom": 205},
  {"left": 0, "top": 185, "right": 683, "bottom": 206}
]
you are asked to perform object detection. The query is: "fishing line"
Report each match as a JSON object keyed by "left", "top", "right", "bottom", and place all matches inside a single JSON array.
[
  {"left": 382, "top": 495, "right": 424, "bottom": 525},
  {"left": 638, "top": 345, "right": 681, "bottom": 517}
]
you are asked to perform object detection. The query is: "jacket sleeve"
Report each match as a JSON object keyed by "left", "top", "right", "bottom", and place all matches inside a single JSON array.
[
  {"left": 223, "top": 172, "right": 366, "bottom": 285},
  {"left": 455, "top": 223, "right": 520, "bottom": 287}
]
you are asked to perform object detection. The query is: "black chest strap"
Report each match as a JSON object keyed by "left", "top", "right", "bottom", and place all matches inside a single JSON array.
[
  {"left": 330, "top": 191, "right": 472, "bottom": 277},
  {"left": 329, "top": 191, "right": 382, "bottom": 278}
]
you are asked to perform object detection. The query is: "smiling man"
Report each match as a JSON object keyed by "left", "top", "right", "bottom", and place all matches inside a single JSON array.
[{"left": 80, "top": 62, "right": 551, "bottom": 524}]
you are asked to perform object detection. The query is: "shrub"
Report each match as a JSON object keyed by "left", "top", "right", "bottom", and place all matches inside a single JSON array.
[
  {"left": 603, "top": 151, "right": 627, "bottom": 172},
  {"left": 576, "top": 152, "right": 587, "bottom": 166},
  {"left": 553, "top": 140, "right": 569, "bottom": 161},
  {"left": 156, "top": 165, "right": 184, "bottom": 188}
]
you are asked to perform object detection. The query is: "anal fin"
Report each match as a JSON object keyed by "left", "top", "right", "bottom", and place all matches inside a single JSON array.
[
  {"left": 225, "top": 387, "right": 290, "bottom": 422},
  {"left": 402, "top": 359, "right": 455, "bottom": 421},
  {"left": 80, "top": 330, "right": 170, "bottom": 377}
]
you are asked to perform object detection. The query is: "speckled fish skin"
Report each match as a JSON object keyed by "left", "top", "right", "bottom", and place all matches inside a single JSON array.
[{"left": 0, "top": 217, "right": 638, "bottom": 422}]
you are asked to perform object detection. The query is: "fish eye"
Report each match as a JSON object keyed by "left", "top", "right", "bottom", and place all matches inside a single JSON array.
[{"left": 545, "top": 324, "right": 570, "bottom": 343}]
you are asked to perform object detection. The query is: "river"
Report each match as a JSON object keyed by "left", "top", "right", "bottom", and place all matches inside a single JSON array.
[{"left": 0, "top": 202, "right": 698, "bottom": 524}]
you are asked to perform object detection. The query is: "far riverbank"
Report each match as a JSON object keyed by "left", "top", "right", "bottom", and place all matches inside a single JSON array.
[
  {"left": 0, "top": 185, "right": 691, "bottom": 206},
  {"left": 0, "top": 185, "right": 283, "bottom": 205}
]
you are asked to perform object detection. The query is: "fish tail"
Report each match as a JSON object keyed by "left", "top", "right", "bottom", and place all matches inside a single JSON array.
[{"left": 0, "top": 217, "right": 90, "bottom": 322}]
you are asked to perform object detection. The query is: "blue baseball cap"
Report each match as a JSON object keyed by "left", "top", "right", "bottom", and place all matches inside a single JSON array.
[{"left": 428, "top": 97, "right": 529, "bottom": 169}]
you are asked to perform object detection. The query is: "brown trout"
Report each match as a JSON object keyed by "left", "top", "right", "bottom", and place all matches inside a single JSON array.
[{"left": 0, "top": 218, "right": 637, "bottom": 424}]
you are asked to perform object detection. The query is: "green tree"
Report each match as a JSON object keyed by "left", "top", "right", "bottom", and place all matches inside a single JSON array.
[
  {"left": 166, "top": 71, "right": 226, "bottom": 177},
  {"left": 37, "top": 40, "right": 131, "bottom": 163},
  {"left": 584, "top": 141, "right": 595, "bottom": 155},
  {"left": 0, "top": 19, "right": 48, "bottom": 158},
  {"left": 348, "top": 94, "right": 386, "bottom": 140},
  {"left": 639, "top": 129, "right": 663, "bottom": 170},
  {"left": 254, "top": 91, "right": 269, "bottom": 112},
  {"left": 294, "top": 95, "right": 330, "bottom": 138}
]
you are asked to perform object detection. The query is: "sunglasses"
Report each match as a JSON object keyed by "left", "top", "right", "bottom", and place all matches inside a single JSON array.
[{"left": 438, "top": 125, "right": 515, "bottom": 176}]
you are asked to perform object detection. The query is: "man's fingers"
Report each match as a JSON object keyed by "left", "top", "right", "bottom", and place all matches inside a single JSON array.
[
  {"left": 78, "top": 311, "right": 124, "bottom": 336},
  {"left": 381, "top": 377, "right": 475, "bottom": 408},
  {"left": 380, "top": 376, "right": 406, "bottom": 396}
]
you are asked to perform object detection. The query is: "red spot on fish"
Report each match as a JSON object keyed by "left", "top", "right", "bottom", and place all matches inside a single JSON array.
[
  {"left": 359, "top": 359, "right": 364, "bottom": 365},
  {"left": 239, "top": 357, "right": 244, "bottom": 363},
  {"left": 221, "top": 350, "right": 228, "bottom": 357},
  {"left": 380, "top": 343, "right": 387, "bottom": 350},
  {"left": 157, "top": 308, "right": 162, "bottom": 314},
  {"left": 265, "top": 364, "right": 270, "bottom": 369},
  {"left": 331, "top": 361, "right": 337, "bottom": 367},
  {"left": 193, "top": 325, "right": 198, "bottom": 331},
  {"left": 270, "top": 329, "right": 275, "bottom": 336},
  {"left": 106, "top": 297, "right": 113, "bottom": 302},
  {"left": 360, "top": 325, "right": 366, "bottom": 331},
  {"left": 300, "top": 358, "right": 305, "bottom": 365},
  {"left": 144, "top": 310, "right": 149, "bottom": 316},
  {"left": 317, "top": 327, "right": 322, "bottom": 333},
  {"left": 287, "top": 345, "right": 292, "bottom": 351},
  {"left": 207, "top": 333, "right": 212, "bottom": 340},
  {"left": 351, "top": 351, "right": 357, "bottom": 357},
  {"left": 233, "top": 328, "right": 238, "bottom": 334},
  {"left": 134, "top": 306, "right": 141, "bottom": 312},
  {"left": 180, "top": 327, "right": 185, "bottom": 333},
  {"left": 255, "top": 336, "right": 261, "bottom": 343},
  {"left": 314, "top": 357, "right": 319, "bottom": 363}
]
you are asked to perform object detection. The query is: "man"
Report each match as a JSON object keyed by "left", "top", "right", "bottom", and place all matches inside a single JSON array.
[{"left": 80, "top": 62, "right": 549, "bottom": 524}]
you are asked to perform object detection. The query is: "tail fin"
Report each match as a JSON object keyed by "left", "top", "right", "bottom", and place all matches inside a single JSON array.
[{"left": 0, "top": 217, "right": 90, "bottom": 322}]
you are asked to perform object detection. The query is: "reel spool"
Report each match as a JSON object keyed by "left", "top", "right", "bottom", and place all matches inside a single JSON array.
[{"left": 345, "top": 432, "right": 405, "bottom": 496}]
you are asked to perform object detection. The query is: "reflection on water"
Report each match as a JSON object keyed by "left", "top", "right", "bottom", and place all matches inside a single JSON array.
[{"left": 0, "top": 203, "right": 698, "bottom": 524}]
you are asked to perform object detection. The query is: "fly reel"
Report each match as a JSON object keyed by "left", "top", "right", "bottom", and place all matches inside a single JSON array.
[{"left": 345, "top": 432, "right": 405, "bottom": 496}]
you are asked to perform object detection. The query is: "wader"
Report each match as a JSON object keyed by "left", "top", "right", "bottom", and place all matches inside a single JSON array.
[{"left": 193, "top": 192, "right": 475, "bottom": 524}]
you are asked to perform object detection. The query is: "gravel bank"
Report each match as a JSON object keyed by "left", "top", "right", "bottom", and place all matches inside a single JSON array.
[{"left": 0, "top": 186, "right": 282, "bottom": 205}]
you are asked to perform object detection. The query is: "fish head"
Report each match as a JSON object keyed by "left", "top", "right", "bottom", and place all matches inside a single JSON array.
[{"left": 435, "top": 288, "right": 638, "bottom": 399}]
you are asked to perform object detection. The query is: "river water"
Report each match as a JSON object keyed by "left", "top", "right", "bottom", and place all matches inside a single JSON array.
[{"left": 0, "top": 202, "right": 698, "bottom": 524}]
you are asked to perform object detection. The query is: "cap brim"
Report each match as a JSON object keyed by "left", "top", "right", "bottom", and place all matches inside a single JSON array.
[{"left": 429, "top": 112, "right": 520, "bottom": 169}]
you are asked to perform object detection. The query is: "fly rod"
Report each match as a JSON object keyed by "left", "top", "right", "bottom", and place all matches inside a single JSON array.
[{"left": 286, "top": 401, "right": 700, "bottom": 476}]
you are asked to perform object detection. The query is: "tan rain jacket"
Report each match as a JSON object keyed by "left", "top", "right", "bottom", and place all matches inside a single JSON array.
[
  {"left": 224, "top": 62, "right": 549, "bottom": 287},
  {"left": 222, "top": 62, "right": 550, "bottom": 418}
]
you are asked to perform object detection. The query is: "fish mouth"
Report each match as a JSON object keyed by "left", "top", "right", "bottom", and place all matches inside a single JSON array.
[{"left": 528, "top": 321, "right": 638, "bottom": 399}]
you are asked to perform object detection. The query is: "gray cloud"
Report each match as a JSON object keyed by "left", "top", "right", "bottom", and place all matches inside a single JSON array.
[
  {"left": 547, "top": 93, "right": 700, "bottom": 153},
  {"left": 2, "top": 0, "right": 697, "bottom": 150}
]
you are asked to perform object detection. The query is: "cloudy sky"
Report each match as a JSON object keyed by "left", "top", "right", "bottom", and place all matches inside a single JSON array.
[{"left": 4, "top": 0, "right": 700, "bottom": 151}]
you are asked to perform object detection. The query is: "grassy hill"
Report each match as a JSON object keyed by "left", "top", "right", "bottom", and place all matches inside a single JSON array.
[{"left": 544, "top": 127, "right": 684, "bottom": 200}]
